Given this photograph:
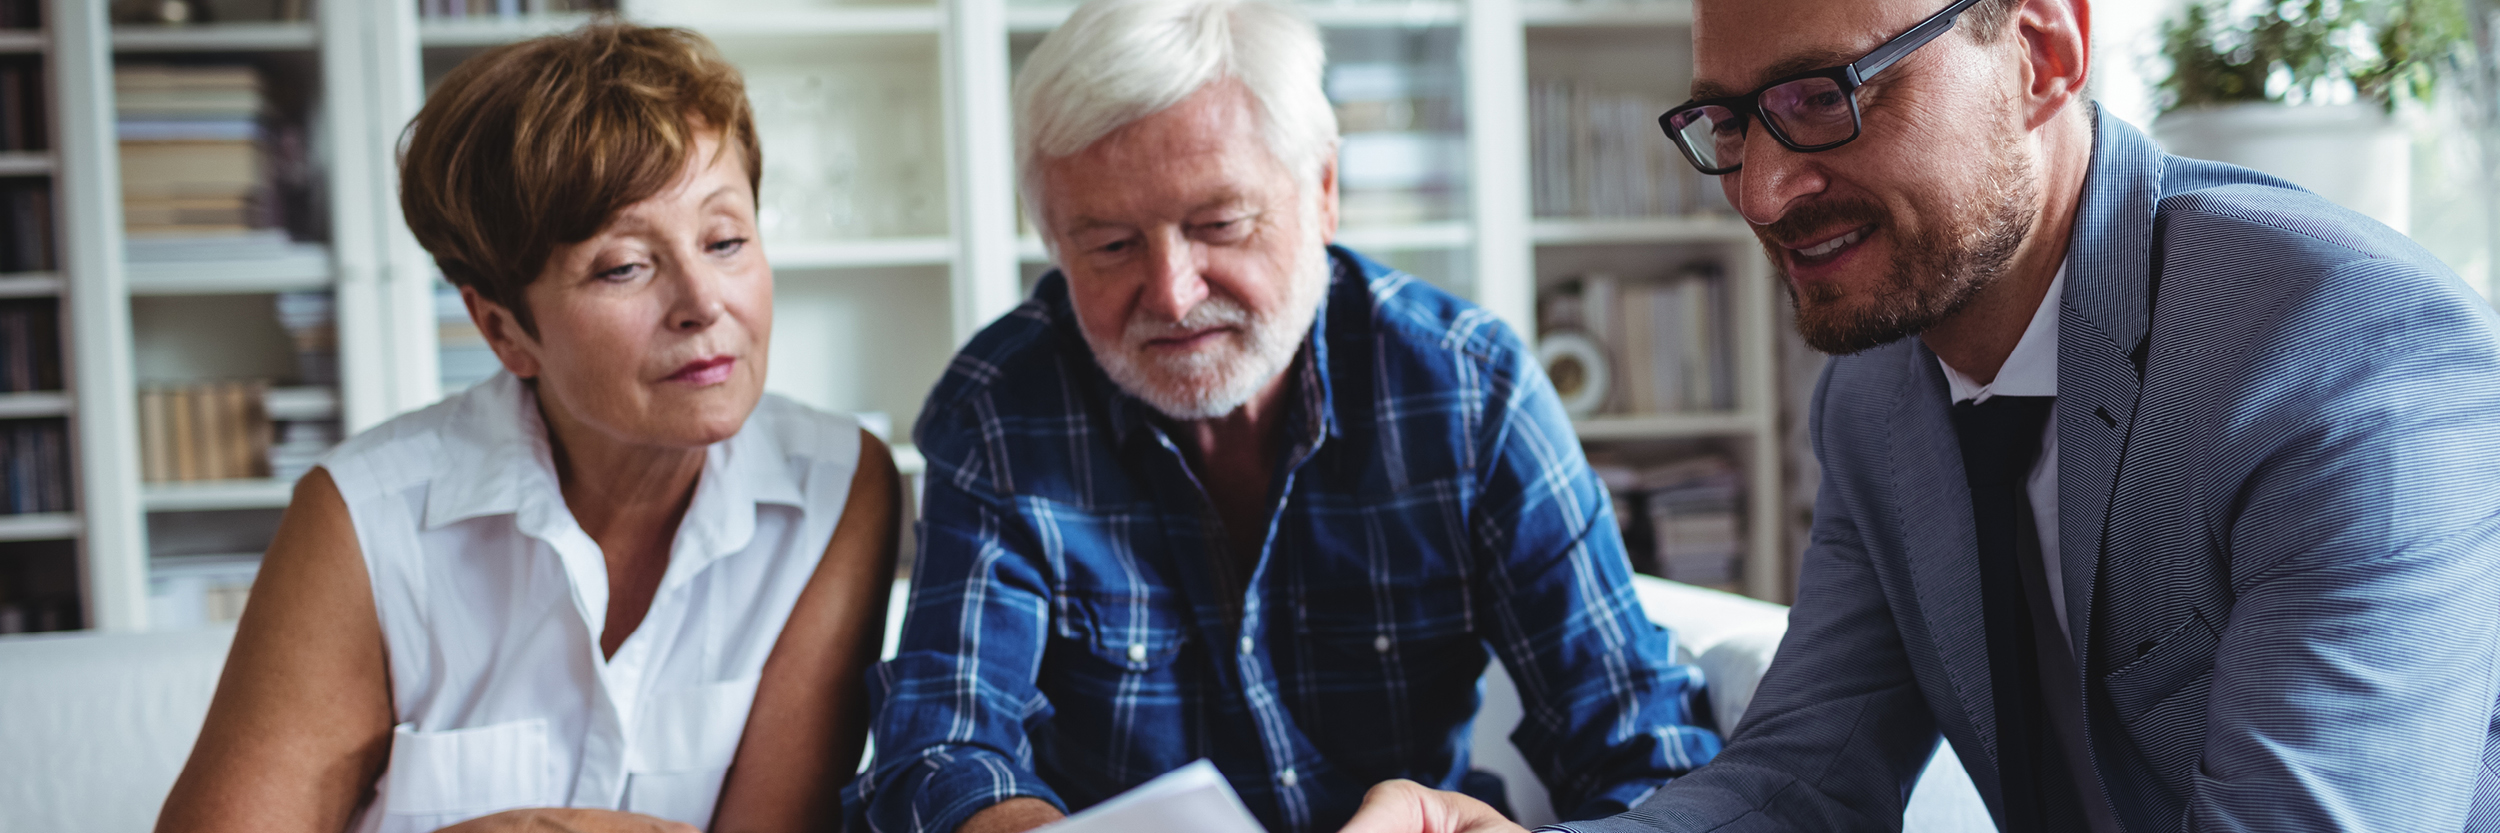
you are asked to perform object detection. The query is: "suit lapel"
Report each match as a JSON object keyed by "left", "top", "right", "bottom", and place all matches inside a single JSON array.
[
  {"left": 2055, "top": 108, "right": 2164, "bottom": 669},
  {"left": 1890, "top": 338, "right": 2004, "bottom": 762}
]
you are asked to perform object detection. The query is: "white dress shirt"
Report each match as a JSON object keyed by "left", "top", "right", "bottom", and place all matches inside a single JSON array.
[
  {"left": 1937, "top": 265, "right": 2067, "bottom": 642},
  {"left": 324, "top": 372, "right": 863, "bottom": 833}
]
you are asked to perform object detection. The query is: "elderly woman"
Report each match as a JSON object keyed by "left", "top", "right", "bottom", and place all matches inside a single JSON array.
[{"left": 153, "top": 23, "right": 897, "bottom": 833}]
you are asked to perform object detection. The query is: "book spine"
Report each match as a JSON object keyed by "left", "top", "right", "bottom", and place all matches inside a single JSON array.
[
  {"left": 169, "top": 385, "right": 198, "bottom": 482},
  {"left": 140, "top": 387, "right": 170, "bottom": 483}
]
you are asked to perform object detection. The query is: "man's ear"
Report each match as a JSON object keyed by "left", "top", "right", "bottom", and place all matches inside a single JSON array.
[
  {"left": 2017, "top": 0, "right": 2091, "bottom": 132},
  {"left": 1314, "top": 147, "right": 1340, "bottom": 244},
  {"left": 461, "top": 284, "right": 543, "bottom": 380}
]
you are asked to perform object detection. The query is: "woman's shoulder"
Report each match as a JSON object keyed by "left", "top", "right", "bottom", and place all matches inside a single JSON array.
[
  {"left": 742, "top": 393, "right": 871, "bottom": 470},
  {"left": 319, "top": 375, "right": 527, "bottom": 505}
]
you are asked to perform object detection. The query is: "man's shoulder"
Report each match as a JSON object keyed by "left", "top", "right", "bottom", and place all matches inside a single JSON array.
[
  {"left": 2153, "top": 170, "right": 2433, "bottom": 274},
  {"left": 915, "top": 275, "right": 1095, "bottom": 441},
  {"left": 1333, "top": 246, "right": 1529, "bottom": 381}
]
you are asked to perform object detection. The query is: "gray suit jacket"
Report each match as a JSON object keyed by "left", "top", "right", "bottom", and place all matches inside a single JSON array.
[{"left": 1565, "top": 109, "right": 2500, "bottom": 831}]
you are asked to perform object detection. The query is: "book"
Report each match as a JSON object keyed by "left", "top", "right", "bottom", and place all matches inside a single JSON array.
[{"left": 138, "top": 380, "right": 308, "bottom": 483}]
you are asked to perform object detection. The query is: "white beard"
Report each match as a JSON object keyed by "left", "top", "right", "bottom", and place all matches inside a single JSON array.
[{"left": 1086, "top": 242, "right": 1332, "bottom": 421}]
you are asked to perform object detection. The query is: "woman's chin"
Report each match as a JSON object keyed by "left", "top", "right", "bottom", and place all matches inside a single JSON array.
[{"left": 645, "top": 385, "right": 761, "bottom": 447}]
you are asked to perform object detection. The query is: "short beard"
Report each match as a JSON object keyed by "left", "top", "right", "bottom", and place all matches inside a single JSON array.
[
  {"left": 1773, "top": 129, "right": 2038, "bottom": 355},
  {"left": 1085, "top": 243, "right": 1331, "bottom": 421}
]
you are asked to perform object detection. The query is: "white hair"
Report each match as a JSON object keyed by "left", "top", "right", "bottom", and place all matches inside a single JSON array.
[{"left": 1013, "top": 0, "right": 1339, "bottom": 235}]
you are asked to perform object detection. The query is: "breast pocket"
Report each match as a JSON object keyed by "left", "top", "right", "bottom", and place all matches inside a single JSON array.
[
  {"left": 372, "top": 719, "right": 559, "bottom": 833},
  {"left": 1034, "top": 592, "right": 1194, "bottom": 800},
  {"left": 623, "top": 675, "right": 761, "bottom": 827}
]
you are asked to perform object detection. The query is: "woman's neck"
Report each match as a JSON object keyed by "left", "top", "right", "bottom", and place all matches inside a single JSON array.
[{"left": 535, "top": 393, "right": 707, "bottom": 541}]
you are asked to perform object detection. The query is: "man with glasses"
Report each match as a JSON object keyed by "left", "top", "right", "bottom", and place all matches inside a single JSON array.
[{"left": 1342, "top": 0, "right": 2500, "bottom": 830}]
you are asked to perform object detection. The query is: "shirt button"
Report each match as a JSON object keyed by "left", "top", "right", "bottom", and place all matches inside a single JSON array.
[
  {"left": 1373, "top": 634, "right": 1393, "bottom": 654},
  {"left": 1239, "top": 636, "right": 1255, "bottom": 656},
  {"left": 1128, "top": 642, "right": 1148, "bottom": 664},
  {"left": 1279, "top": 767, "right": 1299, "bottom": 788}
]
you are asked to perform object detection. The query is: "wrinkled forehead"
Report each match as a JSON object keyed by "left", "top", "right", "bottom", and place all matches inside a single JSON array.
[{"left": 1689, "top": 0, "right": 1932, "bottom": 99}]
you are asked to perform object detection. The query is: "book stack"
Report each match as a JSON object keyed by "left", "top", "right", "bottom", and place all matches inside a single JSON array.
[
  {"left": 1328, "top": 60, "right": 1465, "bottom": 226},
  {"left": 148, "top": 554, "right": 260, "bottom": 630},
  {"left": 116, "top": 64, "right": 265, "bottom": 238},
  {"left": 274, "top": 290, "right": 337, "bottom": 386},
  {"left": 1540, "top": 265, "right": 1733, "bottom": 416},
  {"left": 1529, "top": 79, "right": 1735, "bottom": 219},
  {"left": 436, "top": 281, "right": 500, "bottom": 392},
  {"left": 0, "top": 418, "right": 67, "bottom": 514},
  {"left": 0, "top": 180, "right": 53, "bottom": 273},
  {"left": 137, "top": 381, "right": 273, "bottom": 484},
  {"left": 0, "top": 299, "right": 59, "bottom": 392},
  {"left": 1594, "top": 454, "right": 1744, "bottom": 590}
]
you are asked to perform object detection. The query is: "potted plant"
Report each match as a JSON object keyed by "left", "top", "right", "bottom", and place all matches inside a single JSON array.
[{"left": 2151, "top": 0, "right": 2471, "bottom": 233}]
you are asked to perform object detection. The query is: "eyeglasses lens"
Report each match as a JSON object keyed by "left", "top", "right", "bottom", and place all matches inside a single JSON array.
[
  {"left": 1761, "top": 76, "right": 1855, "bottom": 148},
  {"left": 1670, "top": 105, "right": 1744, "bottom": 173}
]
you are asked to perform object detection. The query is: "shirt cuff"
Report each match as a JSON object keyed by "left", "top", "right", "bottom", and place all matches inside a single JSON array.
[{"left": 864, "top": 748, "right": 1067, "bottom": 833}]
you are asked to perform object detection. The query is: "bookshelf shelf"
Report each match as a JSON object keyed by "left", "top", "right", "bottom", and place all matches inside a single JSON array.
[
  {"left": 1572, "top": 411, "right": 1756, "bottom": 441},
  {"left": 1010, "top": 222, "right": 1475, "bottom": 263},
  {"left": 124, "top": 256, "right": 334, "bottom": 295},
  {"left": 0, "top": 512, "right": 78, "bottom": 542},
  {"left": 1520, "top": 0, "right": 1693, "bottom": 28},
  {"left": 142, "top": 478, "right": 296, "bottom": 513},
  {"left": 110, "top": 22, "right": 320, "bottom": 52},
  {"left": 0, "top": 391, "right": 68, "bottom": 419},
  {"left": 646, "top": 8, "right": 945, "bottom": 36},
  {"left": 416, "top": 13, "right": 604, "bottom": 47},
  {"left": 0, "top": 273, "right": 60, "bottom": 297},
  {"left": 772, "top": 236, "right": 955, "bottom": 270},
  {"left": 264, "top": 386, "right": 338, "bottom": 422},
  {"left": 0, "top": 29, "right": 40, "bottom": 54},
  {"left": 1531, "top": 216, "right": 1754, "bottom": 246},
  {"left": 0, "top": 151, "right": 50, "bottom": 176}
]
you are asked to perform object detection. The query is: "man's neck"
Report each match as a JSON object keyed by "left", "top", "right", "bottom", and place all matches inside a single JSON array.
[
  {"left": 1923, "top": 114, "right": 2093, "bottom": 386},
  {"left": 1178, "top": 368, "right": 1294, "bottom": 488}
]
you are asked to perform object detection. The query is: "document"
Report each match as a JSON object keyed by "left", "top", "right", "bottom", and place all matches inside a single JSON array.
[{"left": 1034, "top": 760, "right": 1266, "bottom": 833}]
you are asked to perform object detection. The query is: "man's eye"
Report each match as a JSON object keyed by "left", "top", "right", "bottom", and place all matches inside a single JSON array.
[{"left": 1098, "top": 239, "right": 1133, "bottom": 254}]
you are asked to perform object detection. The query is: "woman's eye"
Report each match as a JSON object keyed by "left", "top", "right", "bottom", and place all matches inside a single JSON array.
[
  {"left": 595, "top": 262, "right": 642, "bottom": 281},
  {"left": 709, "top": 237, "right": 748, "bottom": 256}
]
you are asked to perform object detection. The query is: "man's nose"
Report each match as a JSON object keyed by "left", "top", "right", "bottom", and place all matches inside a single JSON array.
[
  {"left": 1137, "top": 230, "right": 1209, "bottom": 323},
  {"left": 1729, "top": 128, "right": 1828, "bottom": 228}
]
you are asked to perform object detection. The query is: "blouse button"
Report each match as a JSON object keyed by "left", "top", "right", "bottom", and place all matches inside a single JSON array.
[{"left": 1128, "top": 642, "right": 1148, "bottom": 664}]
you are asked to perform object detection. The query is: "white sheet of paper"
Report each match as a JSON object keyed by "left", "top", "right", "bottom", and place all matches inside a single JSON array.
[{"left": 1033, "top": 760, "right": 1267, "bottom": 833}]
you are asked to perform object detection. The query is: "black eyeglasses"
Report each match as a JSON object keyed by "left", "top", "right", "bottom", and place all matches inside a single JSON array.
[{"left": 1659, "top": 0, "right": 1987, "bottom": 175}]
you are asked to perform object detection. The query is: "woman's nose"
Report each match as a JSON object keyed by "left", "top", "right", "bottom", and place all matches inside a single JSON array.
[{"left": 667, "top": 262, "right": 729, "bottom": 331}]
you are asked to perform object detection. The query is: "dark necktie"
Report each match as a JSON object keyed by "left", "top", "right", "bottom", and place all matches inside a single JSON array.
[{"left": 1948, "top": 394, "right": 2073, "bottom": 832}]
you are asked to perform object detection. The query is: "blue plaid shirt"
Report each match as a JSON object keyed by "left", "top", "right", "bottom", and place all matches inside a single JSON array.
[{"left": 847, "top": 247, "right": 1721, "bottom": 833}]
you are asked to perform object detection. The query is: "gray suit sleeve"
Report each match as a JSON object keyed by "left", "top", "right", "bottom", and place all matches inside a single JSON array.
[
  {"left": 1551, "top": 362, "right": 1945, "bottom": 833},
  {"left": 2175, "top": 260, "right": 2500, "bottom": 832}
]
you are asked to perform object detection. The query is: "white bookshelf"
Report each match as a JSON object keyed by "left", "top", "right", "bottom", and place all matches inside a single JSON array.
[{"left": 47, "top": 0, "right": 1793, "bottom": 633}]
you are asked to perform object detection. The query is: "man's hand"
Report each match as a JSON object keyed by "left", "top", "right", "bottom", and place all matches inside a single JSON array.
[
  {"left": 956, "top": 797, "right": 1066, "bottom": 833},
  {"left": 438, "top": 808, "right": 699, "bottom": 833},
  {"left": 1339, "top": 780, "right": 1529, "bottom": 833}
]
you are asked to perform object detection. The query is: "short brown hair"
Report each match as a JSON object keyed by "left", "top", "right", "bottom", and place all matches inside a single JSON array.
[{"left": 399, "top": 22, "right": 760, "bottom": 334}]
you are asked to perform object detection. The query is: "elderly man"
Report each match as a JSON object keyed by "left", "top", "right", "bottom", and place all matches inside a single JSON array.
[
  {"left": 1346, "top": 0, "right": 2500, "bottom": 831},
  {"left": 842, "top": 1, "right": 1720, "bottom": 832}
]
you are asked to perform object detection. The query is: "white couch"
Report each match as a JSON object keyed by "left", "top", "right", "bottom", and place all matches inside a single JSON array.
[{"left": 0, "top": 577, "right": 1991, "bottom": 832}]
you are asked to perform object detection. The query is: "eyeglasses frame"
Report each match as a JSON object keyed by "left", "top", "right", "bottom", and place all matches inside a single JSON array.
[{"left": 1658, "top": 0, "right": 1991, "bottom": 175}]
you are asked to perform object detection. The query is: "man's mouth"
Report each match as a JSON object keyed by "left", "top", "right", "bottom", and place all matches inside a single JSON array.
[{"left": 1790, "top": 226, "right": 1871, "bottom": 262}]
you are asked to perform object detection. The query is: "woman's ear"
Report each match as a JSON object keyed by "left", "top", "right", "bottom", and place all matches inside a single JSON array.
[{"left": 461, "top": 284, "right": 543, "bottom": 380}]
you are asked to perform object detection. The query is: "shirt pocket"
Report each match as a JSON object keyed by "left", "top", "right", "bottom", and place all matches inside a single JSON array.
[
  {"left": 623, "top": 675, "right": 762, "bottom": 827},
  {"left": 1035, "top": 592, "right": 1194, "bottom": 799},
  {"left": 374, "top": 718, "right": 559, "bottom": 832}
]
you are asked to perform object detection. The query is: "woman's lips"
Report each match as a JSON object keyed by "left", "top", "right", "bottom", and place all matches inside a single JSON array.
[{"left": 664, "top": 355, "right": 736, "bottom": 385}]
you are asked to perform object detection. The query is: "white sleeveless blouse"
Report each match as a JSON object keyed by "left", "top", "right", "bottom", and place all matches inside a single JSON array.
[{"left": 323, "top": 372, "right": 860, "bottom": 833}]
